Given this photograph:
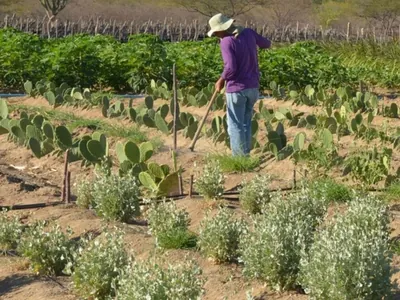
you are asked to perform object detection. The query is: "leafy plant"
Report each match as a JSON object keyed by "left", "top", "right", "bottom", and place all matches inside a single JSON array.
[
  {"left": 194, "top": 160, "right": 225, "bottom": 200},
  {"left": 66, "top": 228, "right": 128, "bottom": 300},
  {"left": 344, "top": 147, "right": 392, "bottom": 186},
  {"left": 146, "top": 200, "right": 195, "bottom": 249},
  {"left": 0, "top": 210, "right": 23, "bottom": 251},
  {"left": 239, "top": 175, "right": 271, "bottom": 214},
  {"left": 116, "top": 258, "right": 204, "bottom": 300},
  {"left": 76, "top": 177, "right": 95, "bottom": 209},
  {"left": 209, "top": 153, "right": 260, "bottom": 173},
  {"left": 198, "top": 207, "right": 247, "bottom": 263},
  {"left": 299, "top": 196, "right": 393, "bottom": 299},
  {"left": 239, "top": 189, "right": 326, "bottom": 291},
  {"left": 307, "top": 177, "right": 353, "bottom": 203},
  {"left": 91, "top": 170, "right": 141, "bottom": 222},
  {"left": 17, "top": 221, "right": 76, "bottom": 275}
]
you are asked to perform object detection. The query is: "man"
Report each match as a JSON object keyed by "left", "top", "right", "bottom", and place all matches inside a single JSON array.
[{"left": 207, "top": 13, "right": 271, "bottom": 156}]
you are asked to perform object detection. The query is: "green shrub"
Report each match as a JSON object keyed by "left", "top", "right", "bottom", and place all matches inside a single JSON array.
[
  {"left": 299, "top": 196, "right": 393, "bottom": 299},
  {"left": 116, "top": 258, "right": 204, "bottom": 299},
  {"left": 194, "top": 160, "right": 225, "bottom": 200},
  {"left": 239, "top": 175, "right": 271, "bottom": 214},
  {"left": 198, "top": 207, "right": 247, "bottom": 263},
  {"left": 0, "top": 210, "right": 23, "bottom": 251},
  {"left": 67, "top": 228, "right": 128, "bottom": 300},
  {"left": 92, "top": 172, "right": 141, "bottom": 222},
  {"left": 146, "top": 200, "right": 195, "bottom": 249},
  {"left": 384, "top": 181, "right": 400, "bottom": 202},
  {"left": 76, "top": 177, "right": 95, "bottom": 209},
  {"left": 209, "top": 154, "right": 260, "bottom": 173},
  {"left": 17, "top": 221, "right": 76, "bottom": 275},
  {"left": 308, "top": 178, "right": 353, "bottom": 203},
  {"left": 239, "top": 189, "right": 326, "bottom": 291}
]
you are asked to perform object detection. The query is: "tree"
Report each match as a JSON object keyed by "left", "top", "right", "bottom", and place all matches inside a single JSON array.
[
  {"left": 351, "top": 0, "right": 400, "bottom": 30},
  {"left": 39, "top": 0, "right": 70, "bottom": 38},
  {"left": 173, "top": 0, "right": 262, "bottom": 17}
]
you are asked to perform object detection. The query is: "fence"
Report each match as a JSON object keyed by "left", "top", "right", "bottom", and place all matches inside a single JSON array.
[{"left": 2, "top": 14, "right": 400, "bottom": 43}]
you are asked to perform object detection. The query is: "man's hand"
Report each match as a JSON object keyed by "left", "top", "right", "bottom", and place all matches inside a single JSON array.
[{"left": 215, "top": 77, "right": 225, "bottom": 93}]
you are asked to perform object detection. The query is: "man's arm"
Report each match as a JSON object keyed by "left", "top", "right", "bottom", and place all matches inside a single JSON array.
[{"left": 253, "top": 30, "right": 271, "bottom": 49}]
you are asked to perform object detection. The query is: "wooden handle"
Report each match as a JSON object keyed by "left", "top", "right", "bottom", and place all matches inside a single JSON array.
[{"left": 188, "top": 90, "right": 219, "bottom": 152}]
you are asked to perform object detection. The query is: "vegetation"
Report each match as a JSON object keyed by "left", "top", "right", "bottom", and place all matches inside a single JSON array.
[
  {"left": 116, "top": 258, "right": 204, "bottom": 299},
  {"left": 18, "top": 221, "right": 76, "bottom": 275},
  {"left": 0, "top": 210, "right": 23, "bottom": 251},
  {"left": 239, "top": 190, "right": 326, "bottom": 291},
  {"left": 209, "top": 153, "right": 260, "bottom": 173},
  {"left": 239, "top": 175, "right": 271, "bottom": 214},
  {"left": 146, "top": 200, "right": 196, "bottom": 249},
  {"left": 194, "top": 160, "right": 225, "bottom": 200},
  {"left": 198, "top": 207, "right": 247, "bottom": 263},
  {"left": 299, "top": 196, "right": 392, "bottom": 299},
  {"left": 66, "top": 228, "right": 128, "bottom": 300}
]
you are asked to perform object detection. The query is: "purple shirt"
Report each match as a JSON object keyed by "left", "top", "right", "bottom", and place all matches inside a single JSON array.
[{"left": 220, "top": 28, "right": 271, "bottom": 93}]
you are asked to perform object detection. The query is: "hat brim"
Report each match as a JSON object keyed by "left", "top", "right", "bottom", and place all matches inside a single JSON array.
[{"left": 207, "top": 18, "right": 235, "bottom": 37}]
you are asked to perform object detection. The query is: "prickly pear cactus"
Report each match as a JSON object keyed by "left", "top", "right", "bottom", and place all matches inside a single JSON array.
[{"left": 155, "top": 112, "right": 169, "bottom": 135}]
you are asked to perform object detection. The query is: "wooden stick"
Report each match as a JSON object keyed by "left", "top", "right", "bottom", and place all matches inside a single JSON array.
[
  {"left": 178, "top": 174, "right": 183, "bottom": 195},
  {"left": 293, "top": 169, "right": 297, "bottom": 189},
  {"left": 66, "top": 171, "right": 71, "bottom": 204},
  {"left": 189, "top": 175, "right": 194, "bottom": 198},
  {"left": 188, "top": 90, "right": 218, "bottom": 152},
  {"left": 61, "top": 150, "right": 69, "bottom": 201},
  {"left": 172, "top": 63, "right": 178, "bottom": 150}
]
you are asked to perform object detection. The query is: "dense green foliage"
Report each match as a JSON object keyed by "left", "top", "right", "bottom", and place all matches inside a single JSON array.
[{"left": 2, "top": 28, "right": 399, "bottom": 93}]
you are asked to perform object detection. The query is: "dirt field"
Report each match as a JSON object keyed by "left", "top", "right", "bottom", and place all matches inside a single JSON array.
[{"left": 1, "top": 95, "right": 400, "bottom": 299}]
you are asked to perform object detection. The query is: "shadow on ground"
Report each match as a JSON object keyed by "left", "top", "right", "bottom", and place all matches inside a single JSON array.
[{"left": 0, "top": 274, "right": 36, "bottom": 296}]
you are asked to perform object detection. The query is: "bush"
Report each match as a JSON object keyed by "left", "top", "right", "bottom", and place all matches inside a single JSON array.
[
  {"left": 146, "top": 200, "right": 196, "bottom": 249},
  {"left": 76, "top": 177, "right": 95, "bottom": 209},
  {"left": 308, "top": 178, "right": 353, "bottom": 203},
  {"left": 67, "top": 228, "right": 128, "bottom": 300},
  {"left": 194, "top": 160, "right": 225, "bottom": 200},
  {"left": 299, "top": 196, "right": 393, "bottom": 299},
  {"left": 0, "top": 210, "right": 23, "bottom": 251},
  {"left": 198, "top": 207, "right": 247, "bottom": 263},
  {"left": 116, "top": 258, "right": 204, "bottom": 299},
  {"left": 239, "top": 175, "right": 271, "bottom": 214},
  {"left": 209, "top": 154, "right": 260, "bottom": 173},
  {"left": 92, "top": 172, "right": 141, "bottom": 222},
  {"left": 239, "top": 189, "right": 326, "bottom": 291},
  {"left": 17, "top": 221, "right": 76, "bottom": 275}
]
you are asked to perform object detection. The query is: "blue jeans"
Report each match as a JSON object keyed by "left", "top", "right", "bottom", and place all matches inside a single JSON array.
[{"left": 226, "top": 88, "right": 259, "bottom": 156}]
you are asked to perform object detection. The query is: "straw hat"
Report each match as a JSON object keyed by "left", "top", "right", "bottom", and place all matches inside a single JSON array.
[{"left": 207, "top": 13, "right": 235, "bottom": 37}]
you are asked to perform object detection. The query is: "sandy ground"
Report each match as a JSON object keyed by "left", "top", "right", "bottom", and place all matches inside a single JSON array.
[{"left": 1, "top": 95, "right": 400, "bottom": 299}]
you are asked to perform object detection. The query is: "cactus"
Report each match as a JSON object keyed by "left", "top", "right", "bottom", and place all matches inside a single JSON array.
[
  {"left": 92, "top": 132, "right": 108, "bottom": 156},
  {"left": 29, "top": 138, "right": 42, "bottom": 158},
  {"left": 139, "top": 142, "right": 153, "bottom": 162},
  {"left": 32, "top": 115, "right": 44, "bottom": 129},
  {"left": 139, "top": 172, "right": 178, "bottom": 197},
  {"left": 212, "top": 116, "right": 223, "bottom": 134},
  {"left": 116, "top": 141, "right": 128, "bottom": 163},
  {"left": 0, "top": 99, "right": 8, "bottom": 119},
  {"left": 79, "top": 140, "right": 98, "bottom": 162},
  {"left": 143, "top": 114, "right": 156, "bottom": 128},
  {"left": 42, "top": 122, "right": 54, "bottom": 139},
  {"left": 87, "top": 140, "right": 106, "bottom": 160},
  {"left": 390, "top": 103, "right": 399, "bottom": 118},
  {"left": 24, "top": 81, "right": 33, "bottom": 96},
  {"left": 44, "top": 91, "right": 56, "bottom": 106},
  {"left": 158, "top": 104, "right": 169, "bottom": 119},
  {"left": 55, "top": 125, "right": 72, "bottom": 149},
  {"left": 11, "top": 126, "right": 25, "bottom": 144},
  {"left": 145, "top": 96, "right": 154, "bottom": 109},
  {"left": 251, "top": 119, "right": 259, "bottom": 136},
  {"left": 128, "top": 108, "right": 137, "bottom": 122},
  {"left": 185, "top": 121, "right": 198, "bottom": 140},
  {"left": 179, "top": 112, "right": 189, "bottom": 127},
  {"left": 19, "top": 118, "right": 31, "bottom": 133},
  {"left": 102, "top": 96, "right": 110, "bottom": 117},
  {"left": 324, "top": 117, "right": 337, "bottom": 134},
  {"left": 293, "top": 132, "right": 306, "bottom": 151},
  {"left": 124, "top": 141, "right": 140, "bottom": 164},
  {"left": 26, "top": 125, "right": 43, "bottom": 141},
  {"left": 170, "top": 98, "right": 180, "bottom": 117},
  {"left": 322, "top": 128, "right": 333, "bottom": 148},
  {"left": 155, "top": 112, "right": 169, "bottom": 135},
  {"left": 148, "top": 162, "right": 165, "bottom": 180},
  {"left": 355, "top": 113, "right": 363, "bottom": 125},
  {"left": 305, "top": 115, "right": 317, "bottom": 127}
]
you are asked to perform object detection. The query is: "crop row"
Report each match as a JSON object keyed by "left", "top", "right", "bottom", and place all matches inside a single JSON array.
[{"left": 3, "top": 28, "right": 400, "bottom": 94}]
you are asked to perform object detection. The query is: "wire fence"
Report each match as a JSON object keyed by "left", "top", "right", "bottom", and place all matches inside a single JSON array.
[{"left": 2, "top": 14, "right": 400, "bottom": 43}]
